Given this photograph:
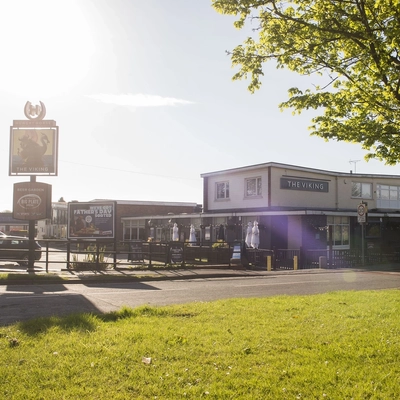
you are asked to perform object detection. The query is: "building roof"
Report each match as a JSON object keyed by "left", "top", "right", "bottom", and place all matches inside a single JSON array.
[
  {"left": 0, "top": 212, "right": 27, "bottom": 224},
  {"left": 200, "top": 161, "right": 400, "bottom": 179},
  {"left": 89, "top": 199, "right": 199, "bottom": 207}
]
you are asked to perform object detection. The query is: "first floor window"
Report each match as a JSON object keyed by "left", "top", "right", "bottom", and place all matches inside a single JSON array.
[
  {"left": 351, "top": 182, "right": 372, "bottom": 198},
  {"left": 376, "top": 184, "right": 400, "bottom": 209},
  {"left": 245, "top": 177, "right": 262, "bottom": 197},
  {"left": 216, "top": 181, "right": 229, "bottom": 200}
]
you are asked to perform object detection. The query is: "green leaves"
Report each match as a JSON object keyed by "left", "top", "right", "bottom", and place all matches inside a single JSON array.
[{"left": 212, "top": 0, "right": 400, "bottom": 164}]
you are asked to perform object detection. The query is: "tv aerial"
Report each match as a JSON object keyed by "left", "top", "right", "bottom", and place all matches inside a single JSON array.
[{"left": 349, "top": 160, "right": 361, "bottom": 173}]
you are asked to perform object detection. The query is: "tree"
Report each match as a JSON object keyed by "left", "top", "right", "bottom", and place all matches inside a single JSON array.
[{"left": 212, "top": 0, "right": 400, "bottom": 164}]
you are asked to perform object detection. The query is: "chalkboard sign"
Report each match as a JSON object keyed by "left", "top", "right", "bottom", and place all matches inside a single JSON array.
[
  {"left": 169, "top": 242, "right": 184, "bottom": 265},
  {"left": 128, "top": 241, "right": 144, "bottom": 262}
]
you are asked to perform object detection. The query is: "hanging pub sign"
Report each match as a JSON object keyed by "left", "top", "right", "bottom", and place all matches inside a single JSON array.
[
  {"left": 9, "top": 101, "right": 59, "bottom": 176},
  {"left": 13, "top": 182, "right": 52, "bottom": 220},
  {"left": 68, "top": 202, "right": 116, "bottom": 239}
]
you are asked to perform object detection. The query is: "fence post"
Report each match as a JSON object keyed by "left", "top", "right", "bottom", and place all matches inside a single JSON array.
[
  {"left": 293, "top": 255, "right": 298, "bottom": 270},
  {"left": 96, "top": 244, "right": 100, "bottom": 270},
  {"left": 113, "top": 239, "right": 117, "bottom": 269},
  {"left": 148, "top": 242, "right": 152, "bottom": 267},
  {"left": 45, "top": 241, "right": 49, "bottom": 273},
  {"left": 266, "top": 255, "right": 272, "bottom": 271},
  {"left": 66, "top": 241, "right": 71, "bottom": 269}
]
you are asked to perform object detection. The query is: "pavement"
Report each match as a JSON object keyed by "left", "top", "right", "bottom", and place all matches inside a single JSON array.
[{"left": 1, "top": 262, "right": 400, "bottom": 285}]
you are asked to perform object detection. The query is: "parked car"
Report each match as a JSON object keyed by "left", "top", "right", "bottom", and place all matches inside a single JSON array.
[{"left": 0, "top": 235, "right": 42, "bottom": 266}]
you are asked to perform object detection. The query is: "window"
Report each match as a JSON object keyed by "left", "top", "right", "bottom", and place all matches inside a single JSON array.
[
  {"left": 377, "top": 184, "right": 400, "bottom": 209},
  {"left": 123, "top": 220, "right": 146, "bottom": 240},
  {"left": 245, "top": 177, "right": 262, "bottom": 197},
  {"left": 351, "top": 182, "right": 372, "bottom": 198},
  {"left": 327, "top": 216, "right": 349, "bottom": 248},
  {"left": 216, "top": 181, "right": 229, "bottom": 200}
]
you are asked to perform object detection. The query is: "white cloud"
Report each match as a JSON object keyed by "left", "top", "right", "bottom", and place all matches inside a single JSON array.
[{"left": 86, "top": 93, "right": 194, "bottom": 107}]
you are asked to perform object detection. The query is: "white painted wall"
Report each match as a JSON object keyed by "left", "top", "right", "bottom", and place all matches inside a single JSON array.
[
  {"left": 206, "top": 169, "right": 269, "bottom": 211},
  {"left": 205, "top": 163, "right": 400, "bottom": 212}
]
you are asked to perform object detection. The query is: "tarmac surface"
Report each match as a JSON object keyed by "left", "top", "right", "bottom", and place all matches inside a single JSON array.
[
  {"left": 1, "top": 263, "right": 399, "bottom": 326},
  {"left": 1, "top": 262, "right": 400, "bottom": 285}
]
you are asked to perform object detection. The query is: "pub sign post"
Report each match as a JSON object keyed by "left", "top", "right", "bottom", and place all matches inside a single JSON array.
[{"left": 9, "top": 102, "right": 59, "bottom": 271}]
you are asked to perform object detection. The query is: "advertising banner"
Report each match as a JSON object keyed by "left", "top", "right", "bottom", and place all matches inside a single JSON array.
[
  {"left": 13, "top": 182, "right": 52, "bottom": 220},
  {"left": 68, "top": 202, "right": 115, "bottom": 239},
  {"left": 9, "top": 127, "right": 59, "bottom": 175}
]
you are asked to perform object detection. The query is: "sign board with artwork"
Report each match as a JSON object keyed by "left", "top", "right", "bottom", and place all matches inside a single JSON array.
[
  {"left": 9, "top": 127, "right": 59, "bottom": 176},
  {"left": 68, "top": 202, "right": 116, "bottom": 239},
  {"left": 13, "top": 182, "right": 52, "bottom": 220}
]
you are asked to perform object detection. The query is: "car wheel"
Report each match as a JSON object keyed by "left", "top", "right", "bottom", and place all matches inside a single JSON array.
[{"left": 18, "top": 255, "right": 29, "bottom": 267}]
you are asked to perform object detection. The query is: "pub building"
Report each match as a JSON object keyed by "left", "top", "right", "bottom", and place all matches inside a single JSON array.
[{"left": 121, "top": 162, "right": 400, "bottom": 252}]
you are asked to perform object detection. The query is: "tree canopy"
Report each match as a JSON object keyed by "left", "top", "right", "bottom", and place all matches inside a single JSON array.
[{"left": 212, "top": 0, "right": 400, "bottom": 164}]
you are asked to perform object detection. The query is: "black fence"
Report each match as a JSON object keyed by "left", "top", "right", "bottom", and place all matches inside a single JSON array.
[
  {"left": 274, "top": 248, "right": 400, "bottom": 270},
  {"left": 1, "top": 239, "right": 399, "bottom": 271}
]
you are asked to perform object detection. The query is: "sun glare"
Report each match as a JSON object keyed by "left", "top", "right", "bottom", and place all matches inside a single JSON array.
[{"left": 0, "top": 0, "right": 95, "bottom": 97}]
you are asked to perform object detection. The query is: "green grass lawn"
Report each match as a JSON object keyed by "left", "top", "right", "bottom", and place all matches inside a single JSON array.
[{"left": 1, "top": 290, "right": 399, "bottom": 399}]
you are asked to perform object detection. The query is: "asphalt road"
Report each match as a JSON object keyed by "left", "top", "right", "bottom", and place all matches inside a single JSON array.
[{"left": 1, "top": 269, "right": 399, "bottom": 326}]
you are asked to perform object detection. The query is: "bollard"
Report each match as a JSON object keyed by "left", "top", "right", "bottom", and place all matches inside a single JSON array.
[
  {"left": 266, "top": 255, "right": 272, "bottom": 271},
  {"left": 293, "top": 255, "right": 298, "bottom": 270}
]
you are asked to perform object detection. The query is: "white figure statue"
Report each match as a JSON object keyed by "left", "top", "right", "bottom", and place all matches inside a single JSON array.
[
  {"left": 245, "top": 222, "right": 252, "bottom": 247},
  {"left": 189, "top": 224, "right": 196, "bottom": 245},
  {"left": 251, "top": 221, "right": 260, "bottom": 249},
  {"left": 172, "top": 223, "right": 179, "bottom": 241}
]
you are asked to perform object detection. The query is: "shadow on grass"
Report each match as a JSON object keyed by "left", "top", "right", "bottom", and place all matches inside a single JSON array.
[{"left": 17, "top": 305, "right": 198, "bottom": 336}]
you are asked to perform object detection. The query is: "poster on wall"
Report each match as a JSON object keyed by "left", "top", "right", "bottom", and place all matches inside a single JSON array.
[
  {"left": 68, "top": 202, "right": 115, "bottom": 239},
  {"left": 9, "top": 127, "right": 59, "bottom": 175},
  {"left": 13, "top": 182, "right": 52, "bottom": 220}
]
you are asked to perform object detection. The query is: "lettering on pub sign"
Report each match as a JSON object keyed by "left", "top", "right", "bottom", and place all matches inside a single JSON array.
[{"left": 280, "top": 177, "right": 329, "bottom": 192}]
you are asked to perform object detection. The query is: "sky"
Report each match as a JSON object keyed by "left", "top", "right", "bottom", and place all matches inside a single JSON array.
[{"left": 1, "top": 0, "right": 400, "bottom": 212}]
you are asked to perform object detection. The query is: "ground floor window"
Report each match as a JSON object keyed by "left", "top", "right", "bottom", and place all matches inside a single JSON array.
[
  {"left": 327, "top": 216, "right": 349, "bottom": 248},
  {"left": 123, "top": 220, "right": 146, "bottom": 241}
]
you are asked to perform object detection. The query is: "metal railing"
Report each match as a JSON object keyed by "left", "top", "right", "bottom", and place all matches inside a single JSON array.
[{"left": 1, "top": 239, "right": 399, "bottom": 271}]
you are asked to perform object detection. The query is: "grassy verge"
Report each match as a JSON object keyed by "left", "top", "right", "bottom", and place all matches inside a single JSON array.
[
  {"left": 1, "top": 290, "right": 399, "bottom": 399},
  {"left": 0, "top": 273, "right": 67, "bottom": 282}
]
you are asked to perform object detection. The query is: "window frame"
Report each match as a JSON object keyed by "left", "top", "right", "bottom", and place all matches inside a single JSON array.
[
  {"left": 327, "top": 216, "right": 350, "bottom": 249},
  {"left": 376, "top": 184, "right": 400, "bottom": 209},
  {"left": 351, "top": 182, "right": 372, "bottom": 199},
  {"left": 245, "top": 176, "right": 262, "bottom": 198},
  {"left": 215, "top": 181, "right": 230, "bottom": 200}
]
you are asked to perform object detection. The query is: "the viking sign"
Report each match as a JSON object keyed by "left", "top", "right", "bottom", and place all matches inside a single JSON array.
[{"left": 24, "top": 101, "right": 46, "bottom": 120}]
